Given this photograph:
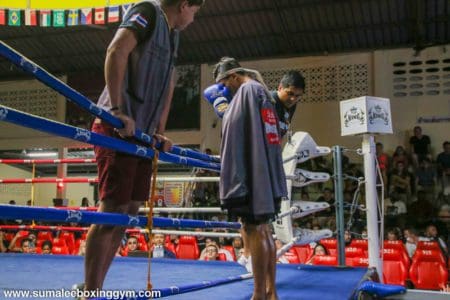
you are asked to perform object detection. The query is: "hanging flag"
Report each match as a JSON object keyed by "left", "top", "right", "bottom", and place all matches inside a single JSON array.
[
  {"left": 121, "top": 4, "right": 131, "bottom": 16},
  {"left": 80, "top": 8, "right": 92, "bottom": 25},
  {"left": 94, "top": 7, "right": 105, "bottom": 24},
  {"left": 8, "top": 9, "right": 21, "bottom": 26},
  {"left": 108, "top": 6, "right": 119, "bottom": 23},
  {"left": 67, "top": 10, "right": 79, "bottom": 26},
  {"left": 40, "top": 10, "right": 51, "bottom": 27},
  {"left": 25, "top": 9, "right": 37, "bottom": 26},
  {"left": 0, "top": 9, "right": 6, "bottom": 25},
  {"left": 53, "top": 10, "right": 65, "bottom": 27}
]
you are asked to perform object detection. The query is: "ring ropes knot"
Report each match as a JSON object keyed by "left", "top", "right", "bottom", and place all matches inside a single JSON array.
[{"left": 147, "top": 149, "right": 159, "bottom": 291}]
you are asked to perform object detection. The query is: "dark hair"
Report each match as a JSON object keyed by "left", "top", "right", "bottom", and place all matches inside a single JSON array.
[
  {"left": 213, "top": 57, "right": 245, "bottom": 82},
  {"left": 313, "top": 243, "right": 329, "bottom": 255},
  {"left": 280, "top": 70, "right": 305, "bottom": 90},
  {"left": 21, "top": 238, "right": 31, "bottom": 247},
  {"left": 161, "top": 0, "right": 204, "bottom": 7},
  {"left": 443, "top": 141, "right": 449, "bottom": 147},
  {"left": 42, "top": 240, "right": 53, "bottom": 249}
]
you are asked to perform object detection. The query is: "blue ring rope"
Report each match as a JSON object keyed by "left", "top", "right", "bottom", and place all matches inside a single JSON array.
[
  {"left": 0, "top": 41, "right": 220, "bottom": 164},
  {"left": 91, "top": 272, "right": 253, "bottom": 299},
  {"left": 0, "top": 205, "right": 241, "bottom": 229},
  {"left": 0, "top": 105, "right": 220, "bottom": 172}
]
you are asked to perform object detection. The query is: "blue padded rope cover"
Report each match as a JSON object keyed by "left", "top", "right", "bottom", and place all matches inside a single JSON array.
[
  {"left": 0, "top": 105, "right": 220, "bottom": 172},
  {"left": 0, "top": 205, "right": 241, "bottom": 229},
  {"left": 354, "top": 281, "right": 406, "bottom": 299},
  {"left": 0, "top": 41, "right": 219, "bottom": 164}
]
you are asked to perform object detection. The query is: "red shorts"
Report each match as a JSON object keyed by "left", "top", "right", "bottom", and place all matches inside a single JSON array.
[{"left": 92, "top": 120, "right": 152, "bottom": 205}]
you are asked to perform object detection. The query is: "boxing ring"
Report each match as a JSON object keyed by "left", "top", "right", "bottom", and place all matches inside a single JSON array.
[
  {"left": 1, "top": 254, "right": 371, "bottom": 300},
  {"left": 0, "top": 41, "right": 410, "bottom": 299}
]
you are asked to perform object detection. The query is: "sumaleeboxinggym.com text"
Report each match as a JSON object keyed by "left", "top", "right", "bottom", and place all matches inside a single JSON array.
[{"left": 2, "top": 288, "right": 162, "bottom": 299}]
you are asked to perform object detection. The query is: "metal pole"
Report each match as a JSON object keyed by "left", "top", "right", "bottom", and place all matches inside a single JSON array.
[
  {"left": 333, "top": 145, "right": 346, "bottom": 266},
  {"left": 362, "top": 134, "right": 383, "bottom": 280}
]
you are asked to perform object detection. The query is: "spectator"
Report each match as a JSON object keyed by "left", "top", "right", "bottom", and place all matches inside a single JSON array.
[
  {"left": 439, "top": 167, "right": 450, "bottom": 201},
  {"left": 316, "top": 188, "right": 335, "bottom": 223},
  {"left": 195, "top": 229, "right": 207, "bottom": 252},
  {"left": 404, "top": 227, "right": 420, "bottom": 258},
  {"left": 389, "top": 161, "right": 412, "bottom": 205},
  {"left": 20, "top": 238, "right": 35, "bottom": 254},
  {"left": 124, "top": 236, "right": 139, "bottom": 255},
  {"left": 200, "top": 243, "right": 220, "bottom": 261},
  {"left": 436, "top": 141, "right": 450, "bottom": 179},
  {"left": 386, "top": 228, "right": 401, "bottom": 241},
  {"left": 78, "top": 240, "right": 86, "bottom": 256},
  {"left": 8, "top": 231, "right": 30, "bottom": 252},
  {"left": 41, "top": 240, "right": 53, "bottom": 255},
  {"left": 231, "top": 237, "right": 243, "bottom": 259},
  {"left": 415, "top": 158, "right": 437, "bottom": 203},
  {"left": 81, "top": 197, "right": 90, "bottom": 207},
  {"left": 409, "top": 126, "right": 432, "bottom": 167},
  {"left": 388, "top": 195, "right": 407, "bottom": 216},
  {"left": 306, "top": 243, "right": 329, "bottom": 265},
  {"left": 150, "top": 233, "right": 176, "bottom": 258},
  {"left": 344, "top": 230, "right": 353, "bottom": 246},
  {"left": 199, "top": 239, "right": 233, "bottom": 261},
  {"left": 0, "top": 231, "right": 7, "bottom": 253},
  {"left": 408, "top": 191, "right": 433, "bottom": 224},
  {"left": 376, "top": 142, "right": 390, "bottom": 186},
  {"left": 392, "top": 146, "right": 410, "bottom": 172},
  {"left": 237, "top": 249, "right": 252, "bottom": 272},
  {"left": 301, "top": 191, "right": 310, "bottom": 201},
  {"left": 423, "top": 224, "right": 448, "bottom": 256}
]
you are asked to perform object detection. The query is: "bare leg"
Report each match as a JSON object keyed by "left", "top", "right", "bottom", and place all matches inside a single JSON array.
[
  {"left": 84, "top": 201, "right": 141, "bottom": 292},
  {"left": 243, "top": 223, "right": 269, "bottom": 300},
  {"left": 264, "top": 225, "right": 278, "bottom": 300}
]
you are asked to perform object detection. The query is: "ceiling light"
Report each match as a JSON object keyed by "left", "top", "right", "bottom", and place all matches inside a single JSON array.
[{"left": 27, "top": 152, "right": 58, "bottom": 157}]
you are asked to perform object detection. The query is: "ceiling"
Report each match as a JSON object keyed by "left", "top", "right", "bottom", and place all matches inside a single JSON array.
[{"left": 0, "top": 0, "right": 449, "bottom": 79}]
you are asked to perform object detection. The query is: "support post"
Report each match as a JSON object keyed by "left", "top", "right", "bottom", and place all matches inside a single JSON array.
[
  {"left": 333, "top": 145, "right": 345, "bottom": 266},
  {"left": 362, "top": 134, "right": 383, "bottom": 280}
]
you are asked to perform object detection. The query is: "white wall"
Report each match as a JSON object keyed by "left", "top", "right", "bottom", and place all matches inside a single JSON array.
[{"left": 0, "top": 164, "right": 94, "bottom": 206}]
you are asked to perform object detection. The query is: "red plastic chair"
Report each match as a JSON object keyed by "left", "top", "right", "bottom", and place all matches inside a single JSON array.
[
  {"left": 416, "top": 241, "right": 440, "bottom": 251},
  {"left": 292, "top": 245, "right": 313, "bottom": 264},
  {"left": 52, "top": 238, "right": 67, "bottom": 248},
  {"left": 73, "top": 238, "right": 85, "bottom": 255},
  {"left": 217, "top": 253, "right": 227, "bottom": 261},
  {"left": 222, "top": 245, "right": 236, "bottom": 261},
  {"left": 409, "top": 249, "right": 448, "bottom": 290},
  {"left": 350, "top": 239, "right": 368, "bottom": 256},
  {"left": 383, "top": 240, "right": 410, "bottom": 269},
  {"left": 320, "top": 239, "right": 337, "bottom": 252},
  {"left": 345, "top": 247, "right": 366, "bottom": 258},
  {"left": 350, "top": 239, "right": 368, "bottom": 250},
  {"left": 175, "top": 236, "right": 199, "bottom": 259},
  {"left": 283, "top": 250, "right": 300, "bottom": 264},
  {"left": 37, "top": 231, "right": 53, "bottom": 241},
  {"left": 382, "top": 248, "right": 408, "bottom": 286},
  {"left": 350, "top": 257, "right": 369, "bottom": 267},
  {"left": 59, "top": 231, "right": 75, "bottom": 253},
  {"left": 312, "top": 255, "right": 338, "bottom": 266},
  {"left": 52, "top": 245, "right": 70, "bottom": 255}
]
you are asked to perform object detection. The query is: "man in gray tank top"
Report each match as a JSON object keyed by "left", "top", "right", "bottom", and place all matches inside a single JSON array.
[
  {"left": 83, "top": 0, "right": 204, "bottom": 296},
  {"left": 213, "top": 57, "right": 287, "bottom": 300}
]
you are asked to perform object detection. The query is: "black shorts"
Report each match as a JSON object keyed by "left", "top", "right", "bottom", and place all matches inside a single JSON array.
[{"left": 221, "top": 196, "right": 282, "bottom": 225}]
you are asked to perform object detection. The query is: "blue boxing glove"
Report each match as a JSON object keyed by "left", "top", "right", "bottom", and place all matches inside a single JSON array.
[{"left": 203, "top": 83, "right": 232, "bottom": 118}]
